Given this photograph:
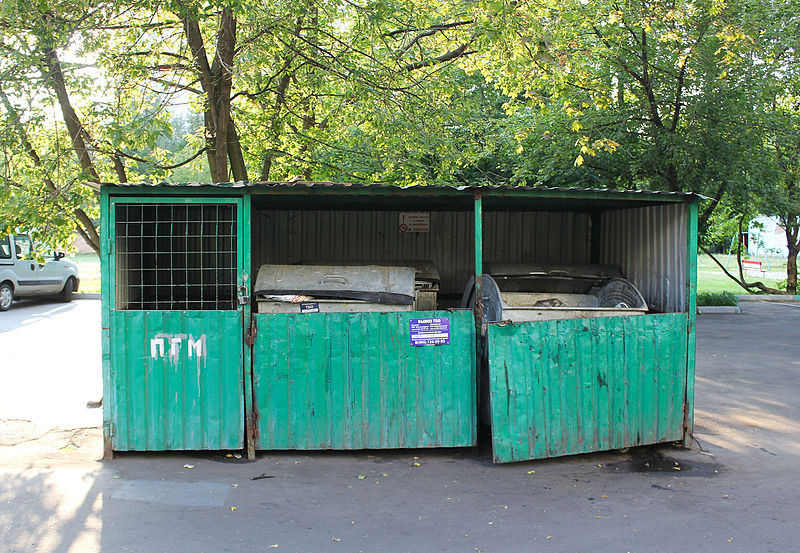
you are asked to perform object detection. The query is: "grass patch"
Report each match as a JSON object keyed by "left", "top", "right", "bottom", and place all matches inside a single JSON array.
[
  {"left": 697, "top": 253, "right": 786, "bottom": 294},
  {"left": 67, "top": 253, "right": 100, "bottom": 293},
  {"left": 697, "top": 291, "right": 737, "bottom": 306}
]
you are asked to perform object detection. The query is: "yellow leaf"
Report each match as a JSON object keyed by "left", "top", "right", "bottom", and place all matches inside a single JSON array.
[
  {"left": 571, "top": 121, "right": 583, "bottom": 132},
  {"left": 574, "top": 155, "right": 584, "bottom": 167}
]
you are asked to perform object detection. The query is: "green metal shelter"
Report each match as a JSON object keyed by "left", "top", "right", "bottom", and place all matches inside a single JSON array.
[{"left": 100, "top": 182, "right": 698, "bottom": 463}]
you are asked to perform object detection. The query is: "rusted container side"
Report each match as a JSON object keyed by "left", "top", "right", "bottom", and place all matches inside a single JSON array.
[
  {"left": 252, "top": 310, "right": 476, "bottom": 450},
  {"left": 108, "top": 310, "right": 245, "bottom": 451},
  {"left": 488, "top": 313, "right": 688, "bottom": 463}
]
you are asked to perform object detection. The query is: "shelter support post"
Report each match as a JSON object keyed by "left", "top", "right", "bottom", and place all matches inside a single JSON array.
[
  {"left": 100, "top": 185, "right": 114, "bottom": 459},
  {"left": 683, "top": 199, "right": 698, "bottom": 447},
  {"left": 242, "top": 194, "right": 257, "bottom": 460},
  {"left": 473, "top": 190, "right": 483, "bottom": 452}
]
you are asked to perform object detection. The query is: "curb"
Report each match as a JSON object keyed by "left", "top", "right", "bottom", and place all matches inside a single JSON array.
[
  {"left": 735, "top": 294, "right": 800, "bottom": 302},
  {"left": 697, "top": 306, "right": 741, "bottom": 314},
  {"left": 74, "top": 292, "right": 101, "bottom": 300}
]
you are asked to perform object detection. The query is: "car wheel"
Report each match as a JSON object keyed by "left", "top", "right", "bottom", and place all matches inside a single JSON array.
[
  {"left": 0, "top": 282, "right": 13, "bottom": 311},
  {"left": 60, "top": 278, "right": 74, "bottom": 303}
]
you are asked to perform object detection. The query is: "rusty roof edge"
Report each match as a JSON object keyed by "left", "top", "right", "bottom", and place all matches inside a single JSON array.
[{"left": 96, "top": 180, "right": 699, "bottom": 200}]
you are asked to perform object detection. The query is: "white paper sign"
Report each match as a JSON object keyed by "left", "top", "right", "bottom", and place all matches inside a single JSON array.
[{"left": 399, "top": 212, "right": 430, "bottom": 232}]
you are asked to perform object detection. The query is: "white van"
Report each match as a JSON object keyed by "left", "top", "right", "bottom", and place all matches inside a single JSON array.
[{"left": 0, "top": 233, "right": 80, "bottom": 311}]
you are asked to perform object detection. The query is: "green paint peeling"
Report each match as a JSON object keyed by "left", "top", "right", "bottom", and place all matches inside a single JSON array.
[
  {"left": 488, "top": 313, "right": 689, "bottom": 463},
  {"left": 252, "top": 310, "right": 477, "bottom": 450}
]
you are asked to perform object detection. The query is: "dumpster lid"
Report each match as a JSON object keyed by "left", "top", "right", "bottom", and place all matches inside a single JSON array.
[
  {"left": 486, "top": 263, "right": 623, "bottom": 280},
  {"left": 300, "top": 260, "right": 440, "bottom": 283},
  {"left": 486, "top": 264, "right": 626, "bottom": 295},
  {"left": 254, "top": 264, "right": 416, "bottom": 305}
]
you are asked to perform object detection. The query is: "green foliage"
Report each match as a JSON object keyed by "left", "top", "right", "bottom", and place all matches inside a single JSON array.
[
  {"left": 0, "top": 0, "right": 799, "bottom": 265},
  {"left": 696, "top": 292, "right": 738, "bottom": 306}
]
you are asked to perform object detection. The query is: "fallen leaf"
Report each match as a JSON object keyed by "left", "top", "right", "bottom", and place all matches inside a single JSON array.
[
  {"left": 601, "top": 494, "right": 607, "bottom": 498},
  {"left": 527, "top": 470, "right": 535, "bottom": 475},
  {"left": 226, "top": 454, "right": 233, "bottom": 458},
  {"left": 382, "top": 473, "right": 389, "bottom": 477},
  {"left": 269, "top": 545, "right": 279, "bottom": 548},
  {"left": 294, "top": 461, "right": 300, "bottom": 465},
  {"left": 357, "top": 475, "right": 366, "bottom": 480},
  {"left": 331, "top": 537, "right": 341, "bottom": 542},
  {"left": 112, "top": 475, "right": 121, "bottom": 479},
  {"left": 230, "top": 506, "right": 237, "bottom": 512},
  {"left": 413, "top": 462, "right": 421, "bottom": 467},
  {"left": 184, "top": 464, "right": 194, "bottom": 469},
  {"left": 546, "top": 536, "right": 553, "bottom": 539}
]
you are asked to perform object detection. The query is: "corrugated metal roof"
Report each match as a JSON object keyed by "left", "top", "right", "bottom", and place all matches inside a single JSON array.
[{"left": 101, "top": 180, "right": 699, "bottom": 200}]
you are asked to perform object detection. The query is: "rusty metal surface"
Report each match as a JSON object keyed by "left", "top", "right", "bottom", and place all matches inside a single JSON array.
[
  {"left": 600, "top": 204, "right": 688, "bottom": 313},
  {"left": 488, "top": 313, "right": 689, "bottom": 463},
  {"left": 251, "top": 210, "right": 592, "bottom": 296},
  {"left": 251, "top": 310, "right": 477, "bottom": 450},
  {"left": 108, "top": 310, "right": 245, "bottom": 451}
]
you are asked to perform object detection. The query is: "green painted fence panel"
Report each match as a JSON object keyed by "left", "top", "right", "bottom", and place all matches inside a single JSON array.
[
  {"left": 488, "top": 313, "right": 688, "bottom": 463},
  {"left": 109, "top": 311, "right": 244, "bottom": 450},
  {"left": 253, "top": 310, "right": 476, "bottom": 450}
]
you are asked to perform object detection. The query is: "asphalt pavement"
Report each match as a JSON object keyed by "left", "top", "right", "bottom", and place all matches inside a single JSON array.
[{"left": 1, "top": 299, "right": 798, "bottom": 553}]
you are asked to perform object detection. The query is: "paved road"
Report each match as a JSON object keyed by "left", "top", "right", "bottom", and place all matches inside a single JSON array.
[
  {"left": 0, "top": 298, "right": 102, "bottom": 432},
  {"left": 1, "top": 300, "right": 798, "bottom": 553}
]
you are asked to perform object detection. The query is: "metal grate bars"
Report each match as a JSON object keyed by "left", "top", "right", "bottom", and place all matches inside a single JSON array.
[{"left": 115, "top": 203, "right": 237, "bottom": 311}]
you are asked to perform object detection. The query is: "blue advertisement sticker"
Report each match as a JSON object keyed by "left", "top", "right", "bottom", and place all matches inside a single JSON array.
[{"left": 409, "top": 317, "right": 450, "bottom": 346}]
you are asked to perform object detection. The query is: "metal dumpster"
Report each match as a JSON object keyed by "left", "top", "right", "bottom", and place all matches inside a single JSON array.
[
  {"left": 296, "top": 260, "right": 441, "bottom": 311},
  {"left": 255, "top": 264, "right": 415, "bottom": 313},
  {"left": 100, "top": 182, "right": 696, "bottom": 463},
  {"left": 466, "top": 264, "right": 648, "bottom": 322}
]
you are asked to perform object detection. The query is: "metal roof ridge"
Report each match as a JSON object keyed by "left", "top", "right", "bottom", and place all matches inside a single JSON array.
[{"left": 97, "top": 180, "right": 700, "bottom": 199}]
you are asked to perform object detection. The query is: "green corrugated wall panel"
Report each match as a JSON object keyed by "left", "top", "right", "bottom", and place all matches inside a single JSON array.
[
  {"left": 253, "top": 310, "right": 476, "bottom": 450},
  {"left": 109, "top": 311, "right": 244, "bottom": 450},
  {"left": 488, "top": 313, "right": 688, "bottom": 463}
]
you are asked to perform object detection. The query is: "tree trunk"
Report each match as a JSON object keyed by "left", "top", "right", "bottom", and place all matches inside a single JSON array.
[
  {"left": 178, "top": 4, "right": 247, "bottom": 183},
  {"left": 212, "top": 9, "right": 236, "bottom": 182},
  {"left": 41, "top": 49, "right": 101, "bottom": 183},
  {"left": 786, "top": 218, "right": 799, "bottom": 295}
]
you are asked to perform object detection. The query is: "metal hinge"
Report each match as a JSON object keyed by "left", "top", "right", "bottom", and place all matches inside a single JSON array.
[{"left": 245, "top": 319, "right": 258, "bottom": 347}]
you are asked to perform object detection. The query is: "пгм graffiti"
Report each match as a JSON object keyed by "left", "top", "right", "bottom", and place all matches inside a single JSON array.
[{"left": 150, "top": 333, "right": 207, "bottom": 360}]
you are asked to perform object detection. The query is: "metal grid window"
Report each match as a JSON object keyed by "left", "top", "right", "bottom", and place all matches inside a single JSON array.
[{"left": 115, "top": 203, "right": 238, "bottom": 310}]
